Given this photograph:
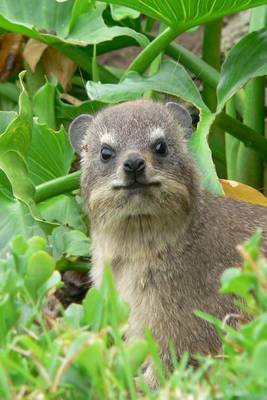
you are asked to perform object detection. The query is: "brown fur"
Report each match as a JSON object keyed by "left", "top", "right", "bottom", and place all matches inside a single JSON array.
[{"left": 69, "top": 100, "right": 267, "bottom": 386}]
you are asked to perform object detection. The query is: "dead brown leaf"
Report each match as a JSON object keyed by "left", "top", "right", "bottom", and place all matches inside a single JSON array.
[
  {"left": 23, "top": 39, "right": 77, "bottom": 91},
  {"left": 0, "top": 33, "right": 24, "bottom": 81},
  {"left": 43, "top": 47, "right": 77, "bottom": 91},
  {"left": 221, "top": 179, "right": 267, "bottom": 207},
  {"left": 23, "top": 38, "right": 48, "bottom": 71}
]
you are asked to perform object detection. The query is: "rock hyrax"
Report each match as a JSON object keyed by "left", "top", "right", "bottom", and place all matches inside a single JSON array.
[{"left": 69, "top": 100, "right": 267, "bottom": 385}]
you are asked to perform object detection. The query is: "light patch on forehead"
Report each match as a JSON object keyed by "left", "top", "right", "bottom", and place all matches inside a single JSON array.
[
  {"left": 150, "top": 127, "right": 165, "bottom": 142},
  {"left": 100, "top": 131, "right": 116, "bottom": 146}
]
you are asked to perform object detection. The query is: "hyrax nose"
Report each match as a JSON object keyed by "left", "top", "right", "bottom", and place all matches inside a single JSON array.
[{"left": 123, "top": 156, "right": 146, "bottom": 175}]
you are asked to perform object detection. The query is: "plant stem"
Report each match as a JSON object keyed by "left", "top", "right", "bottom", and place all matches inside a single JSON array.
[
  {"left": 202, "top": 19, "right": 223, "bottom": 111},
  {"left": 144, "top": 17, "right": 155, "bottom": 33},
  {"left": 143, "top": 23, "right": 164, "bottom": 99},
  {"left": 57, "top": 259, "right": 90, "bottom": 273},
  {"left": 225, "top": 97, "right": 240, "bottom": 179},
  {"left": 235, "top": 5, "right": 267, "bottom": 189},
  {"left": 236, "top": 78, "right": 265, "bottom": 188},
  {"left": 123, "top": 27, "right": 180, "bottom": 77},
  {"left": 92, "top": 44, "right": 100, "bottom": 82},
  {"left": 35, "top": 171, "right": 80, "bottom": 203},
  {"left": 215, "top": 112, "right": 267, "bottom": 162},
  {"left": 202, "top": 18, "right": 225, "bottom": 177},
  {"left": 162, "top": 39, "right": 220, "bottom": 88},
  {"left": 143, "top": 52, "right": 162, "bottom": 99}
]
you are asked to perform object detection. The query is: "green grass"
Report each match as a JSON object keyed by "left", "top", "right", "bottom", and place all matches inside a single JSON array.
[{"left": 0, "top": 231, "right": 267, "bottom": 399}]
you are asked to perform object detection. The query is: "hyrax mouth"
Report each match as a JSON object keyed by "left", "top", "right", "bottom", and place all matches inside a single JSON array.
[{"left": 113, "top": 181, "right": 161, "bottom": 191}]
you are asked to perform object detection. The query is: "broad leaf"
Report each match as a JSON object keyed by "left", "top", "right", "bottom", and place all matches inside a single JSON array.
[
  {"left": 56, "top": 93, "right": 103, "bottom": 121},
  {"left": 217, "top": 29, "right": 267, "bottom": 111},
  {"left": 25, "top": 250, "right": 56, "bottom": 295},
  {"left": 110, "top": 5, "right": 140, "bottom": 20},
  {"left": 0, "top": 74, "right": 39, "bottom": 216},
  {"left": 189, "top": 111, "right": 222, "bottom": 194},
  {"left": 0, "top": 78, "right": 64, "bottom": 229},
  {"left": 252, "top": 342, "right": 267, "bottom": 379},
  {"left": 49, "top": 226, "right": 90, "bottom": 259},
  {"left": 28, "top": 120, "right": 73, "bottom": 185},
  {"left": 0, "top": 194, "right": 43, "bottom": 257},
  {"left": 86, "top": 60, "right": 222, "bottom": 194},
  {"left": 33, "top": 81, "right": 56, "bottom": 129},
  {"left": 0, "top": 1, "right": 148, "bottom": 47},
  {"left": 86, "top": 60, "right": 206, "bottom": 109},
  {"left": 220, "top": 267, "right": 257, "bottom": 298},
  {"left": 100, "top": 0, "right": 267, "bottom": 31},
  {"left": 38, "top": 194, "right": 87, "bottom": 233},
  {"left": 0, "top": 171, "right": 12, "bottom": 199},
  {"left": 0, "top": 77, "right": 31, "bottom": 158},
  {"left": 0, "top": 111, "right": 17, "bottom": 133}
]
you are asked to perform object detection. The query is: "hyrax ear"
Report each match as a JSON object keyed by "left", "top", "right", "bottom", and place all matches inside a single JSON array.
[
  {"left": 166, "top": 102, "right": 193, "bottom": 138},
  {"left": 68, "top": 114, "right": 93, "bottom": 154}
]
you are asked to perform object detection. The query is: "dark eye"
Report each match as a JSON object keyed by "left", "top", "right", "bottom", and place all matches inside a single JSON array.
[
  {"left": 154, "top": 140, "right": 168, "bottom": 156},
  {"left": 101, "top": 146, "right": 114, "bottom": 162}
]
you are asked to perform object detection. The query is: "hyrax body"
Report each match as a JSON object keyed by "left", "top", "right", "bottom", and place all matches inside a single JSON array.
[{"left": 69, "top": 100, "right": 267, "bottom": 385}]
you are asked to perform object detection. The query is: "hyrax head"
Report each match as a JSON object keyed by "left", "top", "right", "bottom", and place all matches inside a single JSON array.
[{"left": 69, "top": 100, "right": 197, "bottom": 224}]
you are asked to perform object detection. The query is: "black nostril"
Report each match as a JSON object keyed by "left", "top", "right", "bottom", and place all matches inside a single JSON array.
[
  {"left": 123, "top": 159, "right": 135, "bottom": 172},
  {"left": 135, "top": 159, "right": 145, "bottom": 173},
  {"left": 123, "top": 158, "right": 146, "bottom": 175}
]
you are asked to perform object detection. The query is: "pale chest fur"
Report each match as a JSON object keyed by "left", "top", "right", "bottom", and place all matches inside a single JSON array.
[
  {"left": 90, "top": 219, "right": 230, "bottom": 361},
  {"left": 90, "top": 216, "right": 179, "bottom": 289},
  {"left": 91, "top": 230, "right": 164, "bottom": 300},
  {"left": 90, "top": 227, "right": 179, "bottom": 340}
]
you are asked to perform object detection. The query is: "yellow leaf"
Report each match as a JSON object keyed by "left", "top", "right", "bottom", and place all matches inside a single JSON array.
[{"left": 221, "top": 179, "right": 267, "bottom": 207}]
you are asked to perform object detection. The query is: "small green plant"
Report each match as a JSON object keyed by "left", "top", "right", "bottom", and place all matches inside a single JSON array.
[
  {"left": 0, "top": 232, "right": 267, "bottom": 398},
  {"left": 0, "top": 1, "right": 266, "bottom": 257},
  {"left": 0, "top": 235, "right": 155, "bottom": 399}
]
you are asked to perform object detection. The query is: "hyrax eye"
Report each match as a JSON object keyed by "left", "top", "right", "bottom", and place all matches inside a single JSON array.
[
  {"left": 153, "top": 140, "right": 168, "bottom": 156},
  {"left": 101, "top": 146, "right": 114, "bottom": 162}
]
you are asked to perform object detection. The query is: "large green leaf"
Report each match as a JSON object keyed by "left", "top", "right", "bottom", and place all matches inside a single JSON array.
[
  {"left": 86, "top": 60, "right": 206, "bottom": 110},
  {"left": 38, "top": 194, "right": 87, "bottom": 233},
  {"left": 0, "top": 171, "right": 12, "bottom": 200},
  {"left": 0, "top": 194, "right": 43, "bottom": 257},
  {"left": 217, "top": 29, "right": 267, "bottom": 111},
  {"left": 189, "top": 111, "right": 221, "bottom": 194},
  {"left": 86, "top": 60, "right": 222, "bottom": 194},
  {"left": 49, "top": 226, "right": 90, "bottom": 259},
  {"left": 100, "top": 0, "right": 267, "bottom": 30},
  {"left": 33, "top": 82, "right": 57, "bottom": 129},
  {"left": 0, "top": 1, "right": 148, "bottom": 47},
  {"left": 56, "top": 99, "right": 102, "bottom": 121},
  {"left": 0, "top": 75, "right": 39, "bottom": 215},
  {"left": 0, "top": 111, "right": 17, "bottom": 133},
  {"left": 28, "top": 121, "right": 73, "bottom": 185},
  {"left": 110, "top": 5, "right": 140, "bottom": 20}
]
